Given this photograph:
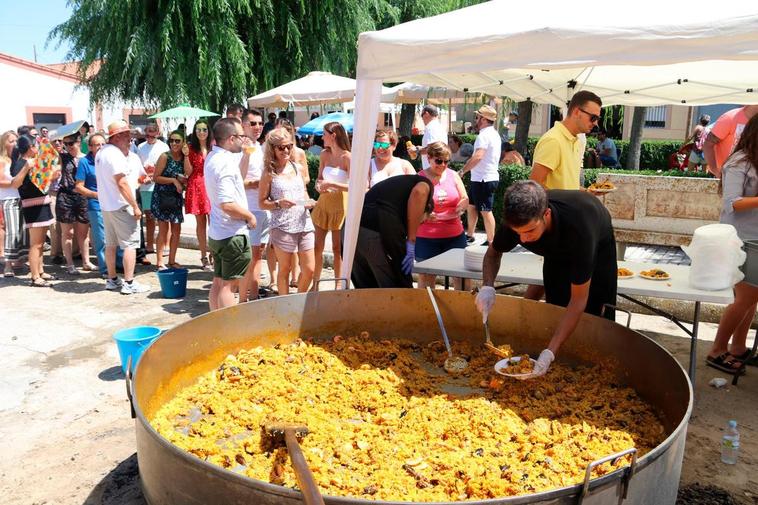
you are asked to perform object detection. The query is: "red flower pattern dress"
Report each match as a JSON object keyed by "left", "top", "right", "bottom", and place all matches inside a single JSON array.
[{"left": 184, "top": 147, "right": 211, "bottom": 215}]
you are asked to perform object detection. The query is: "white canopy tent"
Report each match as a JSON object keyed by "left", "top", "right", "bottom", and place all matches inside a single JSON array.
[
  {"left": 247, "top": 70, "right": 391, "bottom": 108},
  {"left": 381, "top": 82, "right": 472, "bottom": 104},
  {"left": 342, "top": 0, "right": 758, "bottom": 283}
]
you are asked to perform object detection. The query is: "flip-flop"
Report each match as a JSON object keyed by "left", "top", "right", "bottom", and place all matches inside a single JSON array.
[{"left": 705, "top": 353, "right": 746, "bottom": 375}]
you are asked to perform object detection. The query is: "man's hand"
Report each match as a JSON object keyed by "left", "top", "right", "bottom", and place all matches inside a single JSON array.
[
  {"left": 516, "top": 349, "right": 555, "bottom": 380},
  {"left": 246, "top": 214, "right": 257, "bottom": 229},
  {"left": 131, "top": 205, "right": 142, "bottom": 221},
  {"left": 401, "top": 240, "right": 415, "bottom": 275},
  {"left": 475, "top": 286, "right": 496, "bottom": 324}
]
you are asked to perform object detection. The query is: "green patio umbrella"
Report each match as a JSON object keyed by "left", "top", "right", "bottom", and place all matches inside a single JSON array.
[{"left": 148, "top": 103, "right": 219, "bottom": 119}]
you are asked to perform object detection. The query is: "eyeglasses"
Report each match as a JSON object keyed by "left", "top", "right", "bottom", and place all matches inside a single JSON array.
[
  {"left": 169, "top": 138, "right": 183, "bottom": 144},
  {"left": 433, "top": 158, "right": 449, "bottom": 165},
  {"left": 248, "top": 121, "right": 263, "bottom": 126},
  {"left": 373, "top": 141, "right": 391, "bottom": 150},
  {"left": 578, "top": 108, "right": 600, "bottom": 123},
  {"left": 196, "top": 127, "right": 208, "bottom": 132},
  {"left": 275, "top": 144, "right": 294, "bottom": 152}
]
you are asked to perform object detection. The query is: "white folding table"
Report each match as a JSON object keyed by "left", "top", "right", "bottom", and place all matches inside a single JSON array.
[{"left": 414, "top": 249, "right": 734, "bottom": 382}]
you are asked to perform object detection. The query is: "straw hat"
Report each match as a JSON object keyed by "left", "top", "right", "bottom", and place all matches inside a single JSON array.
[
  {"left": 106, "top": 120, "right": 131, "bottom": 138},
  {"left": 475, "top": 105, "right": 497, "bottom": 122}
]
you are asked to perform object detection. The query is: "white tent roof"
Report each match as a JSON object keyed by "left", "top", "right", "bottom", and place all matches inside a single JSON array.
[
  {"left": 381, "top": 82, "right": 472, "bottom": 104},
  {"left": 341, "top": 0, "right": 758, "bottom": 284},
  {"left": 247, "top": 71, "right": 391, "bottom": 108}
]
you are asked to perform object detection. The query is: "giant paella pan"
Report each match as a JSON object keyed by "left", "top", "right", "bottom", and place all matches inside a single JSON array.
[{"left": 130, "top": 289, "right": 692, "bottom": 504}]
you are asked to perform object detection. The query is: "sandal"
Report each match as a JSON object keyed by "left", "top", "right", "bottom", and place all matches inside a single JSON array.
[
  {"left": 30, "top": 277, "right": 52, "bottom": 287},
  {"left": 705, "top": 353, "right": 746, "bottom": 375},
  {"left": 168, "top": 262, "right": 182, "bottom": 269},
  {"left": 3, "top": 269, "right": 14, "bottom": 278},
  {"left": 730, "top": 349, "right": 758, "bottom": 367},
  {"left": 201, "top": 257, "right": 212, "bottom": 272},
  {"left": 40, "top": 272, "right": 58, "bottom": 280},
  {"left": 157, "top": 264, "right": 168, "bottom": 271}
]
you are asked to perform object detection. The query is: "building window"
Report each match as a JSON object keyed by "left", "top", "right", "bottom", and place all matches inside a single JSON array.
[
  {"left": 644, "top": 106, "right": 667, "bottom": 128},
  {"left": 128, "top": 114, "right": 151, "bottom": 130},
  {"left": 33, "top": 113, "right": 67, "bottom": 130}
]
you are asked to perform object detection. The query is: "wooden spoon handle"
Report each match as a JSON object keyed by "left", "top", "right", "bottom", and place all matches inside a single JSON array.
[{"left": 284, "top": 428, "right": 325, "bottom": 505}]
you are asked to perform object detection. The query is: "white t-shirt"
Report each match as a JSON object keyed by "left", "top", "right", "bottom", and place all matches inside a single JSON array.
[
  {"left": 95, "top": 144, "right": 145, "bottom": 212},
  {"left": 204, "top": 146, "right": 249, "bottom": 240},
  {"left": 421, "top": 118, "right": 446, "bottom": 169},
  {"left": 136, "top": 139, "right": 169, "bottom": 191},
  {"left": 244, "top": 142, "right": 264, "bottom": 211},
  {"left": 471, "top": 126, "right": 501, "bottom": 182}
]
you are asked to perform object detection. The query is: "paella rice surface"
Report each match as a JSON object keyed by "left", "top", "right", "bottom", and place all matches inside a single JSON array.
[{"left": 151, "top": 334, "right": 665, "bottom": 501}]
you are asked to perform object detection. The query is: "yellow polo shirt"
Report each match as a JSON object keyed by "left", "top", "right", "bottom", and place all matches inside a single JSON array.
[{"left": 532, "top": 122, "right": 583, "bottom": 190}]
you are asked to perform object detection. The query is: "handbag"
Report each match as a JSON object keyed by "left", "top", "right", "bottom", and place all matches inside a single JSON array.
[{"left": 158, "top": 190, "right": 182, "bottom": 212}]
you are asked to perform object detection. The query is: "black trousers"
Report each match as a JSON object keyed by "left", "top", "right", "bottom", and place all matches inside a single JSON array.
[{"left": 351, "top": 227, "right": 412, "bottom": 289}]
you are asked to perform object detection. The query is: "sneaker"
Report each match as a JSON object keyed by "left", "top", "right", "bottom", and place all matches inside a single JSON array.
[
  {"left": 105, "top": 278, "right": 123, "bottom": 290},
  {"left": 466, "top": 235, "right": 476, "bottom": 244},
  {"left": 121, "top": 280, "right": 151, "bottom": 295}
]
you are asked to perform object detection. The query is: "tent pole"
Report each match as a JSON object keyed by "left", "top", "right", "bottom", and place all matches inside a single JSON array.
[{"left": 448, "top": 98, "right": 452, "bottom": 133}]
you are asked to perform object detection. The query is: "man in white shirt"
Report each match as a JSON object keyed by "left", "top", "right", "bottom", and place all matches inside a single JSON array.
[
  {"left": 460, "top": 105, "right": 502, "bottom": 244},
  {"left": 239, "top": 109, "right": 270, "bottom": 302},
  {"left": 136, "top": 123, "right": 169, "bottom": 255},
  {"left": 409, "top": 104, "right": 446, "bottom": 169},
  {"left": 95, "top": 120, "right": 151, "bottom": 295},
  {"left": 204, "top": 118, "right": 257, "bottom": 311}
]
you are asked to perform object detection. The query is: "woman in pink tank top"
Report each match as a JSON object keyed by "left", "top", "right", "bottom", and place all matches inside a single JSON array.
[{"left": 416, "top": 141, "right": 469, "bottom": 289}]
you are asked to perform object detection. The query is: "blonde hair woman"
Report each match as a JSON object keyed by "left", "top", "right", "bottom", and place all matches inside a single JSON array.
[
  {"left": 416, "top": 141, "right": 469, "bottom": 290},
  {"left": 0, "top": 130, "right": 26, "bottom": 276},
  {"left": 258, "top": 128, "right": 315, "bottom": 295},
  {"left": 311, "top": 122, "right": 350, "bottom": 290}
]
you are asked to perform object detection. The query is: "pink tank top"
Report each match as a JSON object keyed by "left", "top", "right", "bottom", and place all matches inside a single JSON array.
[{"left": 417, "top": 168, "right": 464, "bottom": 239}]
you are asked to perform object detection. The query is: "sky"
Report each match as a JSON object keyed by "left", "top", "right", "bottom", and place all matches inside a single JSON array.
[{"left": 0, "top": 0, "right": 74, "bottom": 64}]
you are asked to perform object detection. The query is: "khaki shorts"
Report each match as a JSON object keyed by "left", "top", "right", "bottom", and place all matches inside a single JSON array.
[
  {"left": 209, "top": 234, "right": 252, "bottom": 280},
  {"left": 103, "top": 206, "right": 141, "bottom": 249}
]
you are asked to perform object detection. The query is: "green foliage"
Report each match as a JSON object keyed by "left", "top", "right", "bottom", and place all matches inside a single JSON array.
[
  {"left": 50, "top": 0, "right": 486, "bottom": 111},
  {"left": 582, "top": 168, "right": 714, "bottom": 187}
]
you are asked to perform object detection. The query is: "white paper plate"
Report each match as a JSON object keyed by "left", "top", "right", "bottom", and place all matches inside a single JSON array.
[
  {"left": 590, "top": 187, "right": 617, "bottom": 194},
  {"left": 639, "top": 272, "right": 671, "bottom": 281},
  {"left": 494, "top": 356, "right": 538, "bottom": 378},
  {"left": 617, "top": 272, "right": 635, "bottom": 280}
]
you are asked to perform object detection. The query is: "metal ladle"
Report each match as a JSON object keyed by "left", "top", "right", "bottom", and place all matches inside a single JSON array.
[{"left": 426, "top": 287, "right": 468, "bottom": 373}]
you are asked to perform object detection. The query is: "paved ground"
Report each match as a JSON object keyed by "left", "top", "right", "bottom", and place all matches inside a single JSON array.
[{"left": 1, "top": 245, "right": 755, "bottom": 505}]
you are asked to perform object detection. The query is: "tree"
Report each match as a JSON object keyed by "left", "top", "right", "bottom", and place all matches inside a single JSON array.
[
  {"left": 50, "top": 0, "right": 396, "bottom": 112},
  {"left": 626, "top": 107, "right": 647, "bottom": 170},
  {"left": 514, "top": 100, "right": 533, "bottom": 161}
]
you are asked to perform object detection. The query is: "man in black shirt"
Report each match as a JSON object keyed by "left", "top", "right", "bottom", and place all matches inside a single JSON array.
[
  {"left": 475, "top": 180, "right": 617, "bottom": 378},
  {"left": 352, "top": 175, "right": 433, "bottom": 288}
]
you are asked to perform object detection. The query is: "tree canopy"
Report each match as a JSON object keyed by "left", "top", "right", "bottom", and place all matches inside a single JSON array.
[{"left": 50, "top": 0, "right": 482, "bottom": 111}]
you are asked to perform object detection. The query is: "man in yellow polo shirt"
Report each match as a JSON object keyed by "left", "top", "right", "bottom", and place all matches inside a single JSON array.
[{"left": 530, "top": 90, "right": 602, "bottom": 190}]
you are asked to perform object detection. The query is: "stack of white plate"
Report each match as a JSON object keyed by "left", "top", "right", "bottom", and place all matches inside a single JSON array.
[{"left": 464, "top": 245, "right": 488, "bottom": 271}]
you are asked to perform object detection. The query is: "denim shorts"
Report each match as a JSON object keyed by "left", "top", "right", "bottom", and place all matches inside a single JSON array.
[{"left": 415, "top": 232, "right": 468, "bottom": 261}]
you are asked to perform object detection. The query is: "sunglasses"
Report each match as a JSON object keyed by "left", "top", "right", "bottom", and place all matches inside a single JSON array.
[
  {"left": 64, "top": 141, "right": 77, "bottom": 146},
  {"left": 373, "top": 141, "right": 391, "bottom": 150},
  {"left": 248, "top": 121, "right": 263, "bottom": 126},
  {"left": 169, "top": 138, "right": 183, "bottom": 144},
  {"left": 274, "top": 144, "right": 294, "bottom": 152},
  {"left": 196, "top": 127, "right": 208, "bottom": 132},
  {"left": 433, "top": 158, "right": 449, "bottom": 165},
  {"left": 578, "top": 108, "right": 600, "bottom": 123}
]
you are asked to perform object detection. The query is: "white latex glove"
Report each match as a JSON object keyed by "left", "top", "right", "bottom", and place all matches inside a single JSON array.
[
  {"left": 517, "top": 349, "right": 555, "bottom": 380},
  {"left": 475, "top": 286, "right": 496, "bottom": 324}
]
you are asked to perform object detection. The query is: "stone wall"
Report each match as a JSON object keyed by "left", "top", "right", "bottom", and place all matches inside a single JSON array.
[{"left": 597, "top": 173, "right": 720, "bottom": 246}]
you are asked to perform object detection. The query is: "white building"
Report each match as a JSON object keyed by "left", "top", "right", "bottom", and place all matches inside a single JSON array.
[{"left": 0, "top": 52, "right": 152, "bottom": 134}]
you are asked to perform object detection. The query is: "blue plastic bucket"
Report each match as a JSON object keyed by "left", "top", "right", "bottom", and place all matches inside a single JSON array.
[
  {"left": 113, "top": 326, "right": 163, "bottom": 374},
  {"left": 157, "top": 267, "right": 188, "bottom": 298}
]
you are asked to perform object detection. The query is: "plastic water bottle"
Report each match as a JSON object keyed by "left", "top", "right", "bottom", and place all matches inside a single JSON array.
[{"left": 721, "top": 420, "right": 740, "bottom": 464}]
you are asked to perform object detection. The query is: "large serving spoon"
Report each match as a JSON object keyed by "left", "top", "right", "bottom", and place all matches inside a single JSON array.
[{"left": 426, "top": 287, "right": 468, "bottom": 373}]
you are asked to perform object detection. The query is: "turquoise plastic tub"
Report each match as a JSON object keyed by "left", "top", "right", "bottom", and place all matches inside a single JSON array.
[
  {"left": 113, "top": 326, "right": 162, "bottom": 374},
  {"left": 157, "top": 267, "right": 188, "bottom": 298}
]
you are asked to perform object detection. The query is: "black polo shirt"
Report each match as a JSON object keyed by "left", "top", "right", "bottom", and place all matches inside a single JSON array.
[{"left": 492, "top": 190, "right": 617, "bottom": 316}]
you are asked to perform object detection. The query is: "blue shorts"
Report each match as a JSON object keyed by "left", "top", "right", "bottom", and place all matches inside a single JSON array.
[
  {"left": 469, "top": 180, "right": 499, "bottom": 212},
  {"left": 416, "top": 232, "right": 468, "bottom": 261}
]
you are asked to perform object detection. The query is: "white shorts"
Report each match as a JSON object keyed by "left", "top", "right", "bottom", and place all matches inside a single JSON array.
[
  {"left": 248, "top": 210, "right": 270, "bottom": 247},
  {"left": 103, "top": 206, "right": 141, "bottom": 249}
]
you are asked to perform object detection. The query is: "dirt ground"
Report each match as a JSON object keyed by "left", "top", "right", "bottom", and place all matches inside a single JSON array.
[{"left": 1, "top": 247, "right": 756, "bottom": 505}]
